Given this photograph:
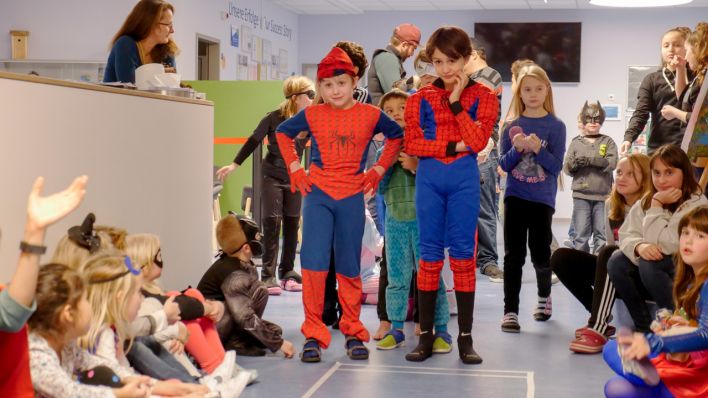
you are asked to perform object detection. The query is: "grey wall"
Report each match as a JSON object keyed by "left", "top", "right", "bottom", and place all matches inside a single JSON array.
[
  {"left": 0, "top": 76, "right": 214, "bottom": 290},
  {"left": 299, "top": 9, "right": 706, "bottom": 218}
]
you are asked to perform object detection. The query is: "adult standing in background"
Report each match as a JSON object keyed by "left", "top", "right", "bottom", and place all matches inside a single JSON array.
[
  {"left": 620, "top": 27, "right": 692, "bottom": 155},
  {"left": 104, "top": 0, "right": 179, "bottom": 84},
  {"left": 367, "top": 23, "right": 421, "bottom": 106},
  {"left": 216, "top": 76, "right": 315, "bottom": 294},
  {"left": 366, "top": 23, "right": 420, "bottom": 340},
  {"left": 464, "top": 37, "right": 504, "bottom": 283}
]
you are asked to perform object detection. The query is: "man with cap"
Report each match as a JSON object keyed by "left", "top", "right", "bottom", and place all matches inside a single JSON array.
[
  {"left": 367, "top": 23, "right": 421, "bottom": 106},
  {"left": 365, "top": 22, "right": 421, "bottom": 342},
  {"left": 276, "top": 46, "right": 403, "bottom": 363},
  {"left": 197, "top": 213, "right": 296, "bottom": 359}
]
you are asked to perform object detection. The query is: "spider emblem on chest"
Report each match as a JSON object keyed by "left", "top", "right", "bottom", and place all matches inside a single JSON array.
[{"left": 329, "top": 128, "right": 356, "bottom": 155}]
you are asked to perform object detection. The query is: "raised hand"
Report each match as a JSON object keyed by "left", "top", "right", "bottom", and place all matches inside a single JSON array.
[{"left": 27, "top": 175, "right": 88, "bottom": 231}]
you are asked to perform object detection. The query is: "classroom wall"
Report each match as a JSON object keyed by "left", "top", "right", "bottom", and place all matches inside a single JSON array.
[
  {"left": 0, "top": 0, "right": 299, "bottom": 81},
  {"left": 0, "top": 75, "right": 213, "bottom": 289},
  {"left": 298, "top": 8, "right": 706, "bottom": 218},
  {"left": 185, "top": 80, "right": 285, "bottom": 218}
]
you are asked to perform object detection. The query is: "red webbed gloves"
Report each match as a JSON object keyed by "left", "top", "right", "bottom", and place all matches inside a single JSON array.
[
  {"left": 288, "top": 167, "right": 312, "bottom": 196},
  {"left": 276, "top": 132, "right": 312, "bottom": 196},
  {"left": 362, "top": 166, "right": 385, "bottom": 196}
]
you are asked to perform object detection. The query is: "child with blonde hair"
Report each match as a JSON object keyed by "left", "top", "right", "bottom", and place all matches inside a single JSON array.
[
  {"left": 499, "top": 64, "right": 566, "bottom": 332},
  {"left": 79, "top": 251, "right": 219, "bottom": 397},
  {"left": 125, "top": 234, "right": 246, "bottom": 383}
]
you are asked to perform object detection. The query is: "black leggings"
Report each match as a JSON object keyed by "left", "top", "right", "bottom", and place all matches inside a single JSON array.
[
  {"left": 607, "top": 251, "right": 675, "bottom": 332},
  {"left": 551, "top": 245, "right": 618, "bottom": 335},
  {"left": 503, "top": 196, "right": 554, "bottom": 314},
  {"left": 260, "top": 175, "right": 301, "bottom": 280}
]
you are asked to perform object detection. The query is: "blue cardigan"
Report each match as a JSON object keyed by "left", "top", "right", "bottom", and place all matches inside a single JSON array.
[{"left": 103, "top": 35, "right": 176, "bottom": 84}]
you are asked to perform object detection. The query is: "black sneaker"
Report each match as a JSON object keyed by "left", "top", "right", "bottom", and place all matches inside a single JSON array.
[{"left": 481, "top": 264, "right": 504, "bottom": 283}]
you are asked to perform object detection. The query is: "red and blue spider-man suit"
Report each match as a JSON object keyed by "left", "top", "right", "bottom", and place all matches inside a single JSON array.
[
  {"left": 403, "top": 78, "right": 498, "bottom": 362},
  {"left": 276, "top": 95, "right": 402, "bottom": 350}
]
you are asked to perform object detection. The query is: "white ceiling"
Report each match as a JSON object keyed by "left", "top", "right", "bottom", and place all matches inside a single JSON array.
[{"left": 271, "top": 0, "right": 708, "bottom": 14}]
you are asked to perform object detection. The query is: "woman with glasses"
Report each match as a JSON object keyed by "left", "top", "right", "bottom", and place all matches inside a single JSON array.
[
  {"left": 104, "top": 0, "right": 178, "bottom": 84},
  {"left": 216, "top": 76, "right": 315, "bottom": 294}
]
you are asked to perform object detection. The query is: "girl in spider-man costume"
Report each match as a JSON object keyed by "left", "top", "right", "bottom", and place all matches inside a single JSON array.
[
  {"left": 403, "top": 26, "right": 498, "bottom": 364},
  {"left": 276, "top": 47, "right": 403, "bottom": 362}
]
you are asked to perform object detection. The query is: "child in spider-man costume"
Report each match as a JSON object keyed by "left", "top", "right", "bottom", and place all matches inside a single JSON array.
[
  {"left": 403, "top": 27, "right": 498, "bottom": 364},
  {"left": 276, "top": 46, "right": 403, "bottom": 363}
]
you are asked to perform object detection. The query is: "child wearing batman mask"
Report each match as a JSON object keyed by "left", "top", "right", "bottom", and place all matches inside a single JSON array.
[
  {"left": 563, "top": 101, "right": 619, "bottom": 254},
  {"left": 197, "top": 213, "right": 295, "bottom": 359}
]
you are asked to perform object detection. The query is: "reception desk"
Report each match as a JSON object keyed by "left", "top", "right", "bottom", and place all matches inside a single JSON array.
[{"left": 0, "top": 72, "right": 214, "bottom": 289}]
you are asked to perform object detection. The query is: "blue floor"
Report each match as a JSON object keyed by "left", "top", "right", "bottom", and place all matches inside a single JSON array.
[{"left": 237, "top": 220, "right": 613, "bottom": 397}]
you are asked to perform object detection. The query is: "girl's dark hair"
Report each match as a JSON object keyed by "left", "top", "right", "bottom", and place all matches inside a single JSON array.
[
  {"left": 110, "top": 0, "right": 179, "bottom": 62},
  {"left": 335, "top": 41, "right": 368, "bottom": 79},
  {"left": 378, "top": 88, "right": 409, "bottom": 109},
  {"left": 425, "top": 26, "right": 472, "bottom": 61},
  {"left": 28, "top": 263, "right": 85, "bottom": 338},
  {"left": 642, "top": 144, "right": 702, "bottom": 211},
  {"left": 673, "top": 205, "right": 708, "bottom": 321}
]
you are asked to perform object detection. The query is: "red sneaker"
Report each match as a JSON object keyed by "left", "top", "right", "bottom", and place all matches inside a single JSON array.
[
  {"left": 575, "top": 325, "right": 616, "bottom": 339},
  {"left": 569, "top": 328, "right": 607, "bottom": 354}
]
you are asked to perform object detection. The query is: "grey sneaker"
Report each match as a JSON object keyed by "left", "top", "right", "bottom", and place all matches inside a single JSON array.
[{"left": 481, "top": 264, "right": 504, "bottom": 283}]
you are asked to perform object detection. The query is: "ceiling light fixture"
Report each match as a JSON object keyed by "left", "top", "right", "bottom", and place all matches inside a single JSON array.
[{"left": 589, "top": 0, "right": 693, "bottom": 7}]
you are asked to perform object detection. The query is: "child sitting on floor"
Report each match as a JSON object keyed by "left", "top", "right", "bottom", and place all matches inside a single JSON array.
[
  {"left": 125, "top": 233, "right": 255, "bottom": 383},
  {"left": 197, "top": 213, "right": 295, "bottom": 359},
  {"left": 29, "top": 263, "right": 151, "bottom": 398}
]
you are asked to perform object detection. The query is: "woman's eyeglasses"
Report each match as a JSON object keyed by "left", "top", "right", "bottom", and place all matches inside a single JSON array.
[{"left": 288, "top": 90, "right": 315, "bottom": 100}]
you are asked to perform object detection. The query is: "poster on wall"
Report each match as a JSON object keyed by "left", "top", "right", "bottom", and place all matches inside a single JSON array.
[
  {"left": 263, "top": 39, "right": 272, "bottom": 66},
  {"left": 237, "top": 54, "right": 248, "bottom": 80},
  {"left": 628, "top": 113, "right": 650, "bottom": 155},
  {"left": 230, "top": 25, "right": 239, "bottom": 48},
  {"left": 254, "top": 36, "right": 264, "bottom": 63},
  {"left": 241, "top": 25, "right": 253, "bottom": 57},
  {"left": 627, "top": 65, "right": 657, "bottom": 112},
  {"left": 279, "top": 49, "right": 288, "bottom": 74}
]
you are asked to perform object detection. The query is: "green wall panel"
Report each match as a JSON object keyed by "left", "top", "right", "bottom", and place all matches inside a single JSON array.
[{"left": 185, "top": 80, "right": 284, "bottom": 217}]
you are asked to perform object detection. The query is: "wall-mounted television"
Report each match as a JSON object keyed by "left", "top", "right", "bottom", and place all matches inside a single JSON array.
[{"left": 473, "top": 22, "right": 582, "bottom": 83}]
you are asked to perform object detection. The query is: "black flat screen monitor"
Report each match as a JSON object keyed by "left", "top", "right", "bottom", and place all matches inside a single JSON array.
[{"left": 473, "top": 22, "right": 582, "bottom": 83}]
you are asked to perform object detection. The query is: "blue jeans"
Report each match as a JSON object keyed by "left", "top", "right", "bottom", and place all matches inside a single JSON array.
[
  {"left": 571, "top": 198, "right": 606, "bottom": 253},
  {"left": 126, "top": 336, "right": 197, "bottom": 383},
  {"left": 476, "top": 150, "right": 499, "bottom": 270}
]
